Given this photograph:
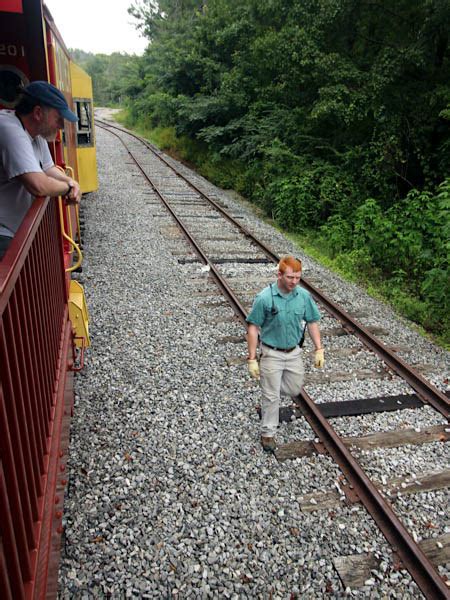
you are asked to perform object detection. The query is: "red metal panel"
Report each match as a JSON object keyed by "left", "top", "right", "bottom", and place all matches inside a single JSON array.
[
  {"left": 0, "top": 390, "right": 30, "bottom": 592},
  {"left": 8, "top": 295, "right": 40, "bottom": 521},
  {"left": 1, "top": 1, "right": 24, "bottom": 14},
  {"left": 28, "top": 244, "right": 53, "bottom": 425},
  {"left": 23, "top": 259, "right": 48, "bottom": 465},
  {"left": 0, "top": 318, "right": 36, "bottom": 556},
  {"left": 15, "top": 276, "right": 44, "bottom": 498},
  {"left": 0, "top": 198, "right": 76, "bottom": 599},
  {"left": 0, "top": 462, "right": 24, "bottom": 600},
  {"left": 32, "top": 319, "right": 73, "bottom": 600},
  {"left": 33, "top": 233, "right": 55, "bottom": 415},
  {"left": 0, "top": 198, "right": 48, "bottom": 304},
  {"left": 0, "top": 535, "right": 15, "bottom": 600}
]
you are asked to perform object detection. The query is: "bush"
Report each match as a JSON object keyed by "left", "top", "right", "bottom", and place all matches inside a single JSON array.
[
  {"left": 421, "top": 267, "right": 450, "bottom": 336},
  {"left": 305, "top": 177, "right": 449, "bottom": 342},
  {"left": 319, "top": 214, "right": 354, "bottom": 256},
  {"left": 131, "top": 92, "right": 180, "bottom": 129},
  {"left": 266, "top": 162, "right": 359, "bottom": 231}
]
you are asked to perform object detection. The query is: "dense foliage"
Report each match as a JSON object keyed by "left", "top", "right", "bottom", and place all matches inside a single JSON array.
[
  {"left": 85, "top": 1, "right": 450, "bottom": 340},
  {"left": 70, "top": 49, "right": 143, "bottom": 106}
]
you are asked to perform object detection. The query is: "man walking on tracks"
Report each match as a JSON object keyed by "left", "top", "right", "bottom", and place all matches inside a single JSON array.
[
  {"left": 0, "top": 81, "right": 81, "bottom": 259},
  {"left": 246, "top": 255, "right": 324, "bottom": 452}
]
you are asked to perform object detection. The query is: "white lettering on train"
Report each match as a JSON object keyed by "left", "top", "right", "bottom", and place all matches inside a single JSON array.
[{"left": 0, "top": 43, "right": 26, "bottom": 57}]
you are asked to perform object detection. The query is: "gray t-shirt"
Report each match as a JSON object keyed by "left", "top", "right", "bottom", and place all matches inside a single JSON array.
[{"left": 0, "top": 110, "right": 54, "bottom": 237}]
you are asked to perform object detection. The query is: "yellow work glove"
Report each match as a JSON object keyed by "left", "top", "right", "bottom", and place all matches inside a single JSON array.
[
  {"left": 314, "top": 348, "right": 325, "bottom": 368},
  {"left": 247, "top": 358, "right": 260, "bottom": 379}
]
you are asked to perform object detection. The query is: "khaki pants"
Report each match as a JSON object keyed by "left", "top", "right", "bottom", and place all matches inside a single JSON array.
[{"left": 259, "top": 344, "right": 304, "bottom": 437}]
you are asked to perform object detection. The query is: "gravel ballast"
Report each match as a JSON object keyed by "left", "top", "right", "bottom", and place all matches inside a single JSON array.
[{"left": 58, "top": 121, "right": 449, "bottom": 599}]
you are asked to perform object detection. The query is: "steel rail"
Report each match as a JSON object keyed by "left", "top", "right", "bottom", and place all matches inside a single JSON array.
[
  {"left": 96, "top": 120, "right": 449, "bottom": 420},
  {"left": 100, "top": 124, "right": 248, "bottom": 324},
  {"left": 99, "top": 122, "right": 450, "bottom": 599},
  {"left": 96, "top": 119, "right": 281, "bottom": 257},
  {"left": 297, "top": 388, "right": 450, "bottom": 599},
  {"left": 299, "top": 279, "right": 450, "bottom": 419}
]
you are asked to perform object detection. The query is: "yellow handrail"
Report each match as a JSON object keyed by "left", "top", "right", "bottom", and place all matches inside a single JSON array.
[
  {"left": 65, "top": 165, "right": 81, "bottom": 242},
  {"left": 58, "top": 198, "right": 83, "bottom": 272},
  {"left": 55, "top": 166, "right": 83, "bottom": 272}
]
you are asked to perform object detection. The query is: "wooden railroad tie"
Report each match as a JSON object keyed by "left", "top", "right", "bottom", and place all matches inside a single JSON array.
[
  {"left": 294, "top": 468, "right": 450, "bottom": 512},
  {"left": 275, "top": 424, "right": 449, "bottom": 462},
  {"left": 333, "top": 533, "right": 450, "bottom": 589}
]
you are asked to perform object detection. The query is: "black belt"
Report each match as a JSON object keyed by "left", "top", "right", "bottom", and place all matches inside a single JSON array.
[{"left": 263, "top": 343, "right": 297, "bottom": 353}]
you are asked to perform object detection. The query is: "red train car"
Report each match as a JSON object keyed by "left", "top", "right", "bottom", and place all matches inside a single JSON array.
[{"left": 0, "top": 1, "right": 93, "bottom": 598}]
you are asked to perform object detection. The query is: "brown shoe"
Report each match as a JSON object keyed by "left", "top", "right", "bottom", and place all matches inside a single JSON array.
[{"left": 261, "top": 436, "right": 277, "bottom": 452}]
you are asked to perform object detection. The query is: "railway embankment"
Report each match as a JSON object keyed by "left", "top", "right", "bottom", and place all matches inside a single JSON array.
[{"left": 58, "top": 120, "right": 449, "bottom": 598}]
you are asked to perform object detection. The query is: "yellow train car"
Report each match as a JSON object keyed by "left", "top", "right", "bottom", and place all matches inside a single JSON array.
[{"left": 70, "top": 61, "right": 98, "bottom": 193}]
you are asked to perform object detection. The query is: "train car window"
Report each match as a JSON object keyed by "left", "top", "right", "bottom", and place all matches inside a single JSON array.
[
  {"left": 75, "top": 98, "right": 93, "bottom": 147},
  {"left": 0, "top": 66, "right": 28, "bottom": 108}
]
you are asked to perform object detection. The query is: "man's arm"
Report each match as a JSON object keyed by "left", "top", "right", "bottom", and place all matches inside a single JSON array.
[
  {"left": 307, "top": 321, "right": 324, "bottom": 368},
  {"left": 246, "top": 323, "right": 260, "bottom": 359},
  {"left": 246, "top": 323, "right": 260, "bottom": 378},
  {"left": 45, "top": 166, "right": 81, "bottom": 203},
  {"left": 18, "top": 168, "right": 81, "bottom": 204},
  {"left": 307, "top": 321, "right": 322, "bottom": 350}
]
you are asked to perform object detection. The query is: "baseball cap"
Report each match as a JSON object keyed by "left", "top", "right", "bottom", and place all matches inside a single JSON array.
[{"left": 23, "top": 81, "right": 78, "bottom": 122}]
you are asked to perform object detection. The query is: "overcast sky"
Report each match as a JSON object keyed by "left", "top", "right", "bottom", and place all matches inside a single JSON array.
[{"left": 45, "top": 0, "right": 148, "bottom": 55}]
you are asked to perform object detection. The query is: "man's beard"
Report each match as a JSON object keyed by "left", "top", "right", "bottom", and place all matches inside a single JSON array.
[
  {"left": 39, "top": 111, "right": 59, "bottom": 141},
  {"left": 40, "top": 127, "right": 58, "bottom": 142}
]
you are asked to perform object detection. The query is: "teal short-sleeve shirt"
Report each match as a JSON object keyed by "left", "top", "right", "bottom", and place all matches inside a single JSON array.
[{"left": 246, "top": 283, "right": 320, "bottom": 349}]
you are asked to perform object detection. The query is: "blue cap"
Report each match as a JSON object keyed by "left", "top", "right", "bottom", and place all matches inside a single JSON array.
[{"left": 23, "top": 81, "right": 78, "bottom": 122}]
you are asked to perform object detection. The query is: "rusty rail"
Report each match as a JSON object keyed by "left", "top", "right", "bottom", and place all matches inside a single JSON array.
[
  {"left": 97, "top": 120, "right": 449, "bottom": 420},
  {"left": 297, "top": 389, "right": 450, "bottom": 599},
  {"left": 98, "top": 122, "right": 450, "bottom": 598},
  {"left": 99, "top": 124, "right": 249, "bottom": 324}
]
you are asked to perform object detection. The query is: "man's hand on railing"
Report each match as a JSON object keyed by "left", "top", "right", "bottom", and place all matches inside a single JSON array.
[{"left": 64, "top": 180, "right": 82, "bottom": 205}]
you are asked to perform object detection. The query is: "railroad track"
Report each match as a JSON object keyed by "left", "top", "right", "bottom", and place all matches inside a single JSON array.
[{"left": 96, "top": 117, "right": 450, "bottom": 598}]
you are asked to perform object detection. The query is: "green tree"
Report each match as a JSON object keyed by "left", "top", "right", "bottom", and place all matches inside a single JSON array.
[{"left": 123, "top": 0, "right": 450, "bottom": 339}]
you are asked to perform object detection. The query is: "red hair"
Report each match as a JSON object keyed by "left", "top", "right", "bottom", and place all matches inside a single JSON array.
[{"left": 278, "top": 255, "right": 302, "bottom": 273}]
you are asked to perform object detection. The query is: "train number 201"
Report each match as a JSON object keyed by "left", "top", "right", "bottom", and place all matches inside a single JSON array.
[{"left": 0, "top": 44, "right": 26, "bottom": 57}]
